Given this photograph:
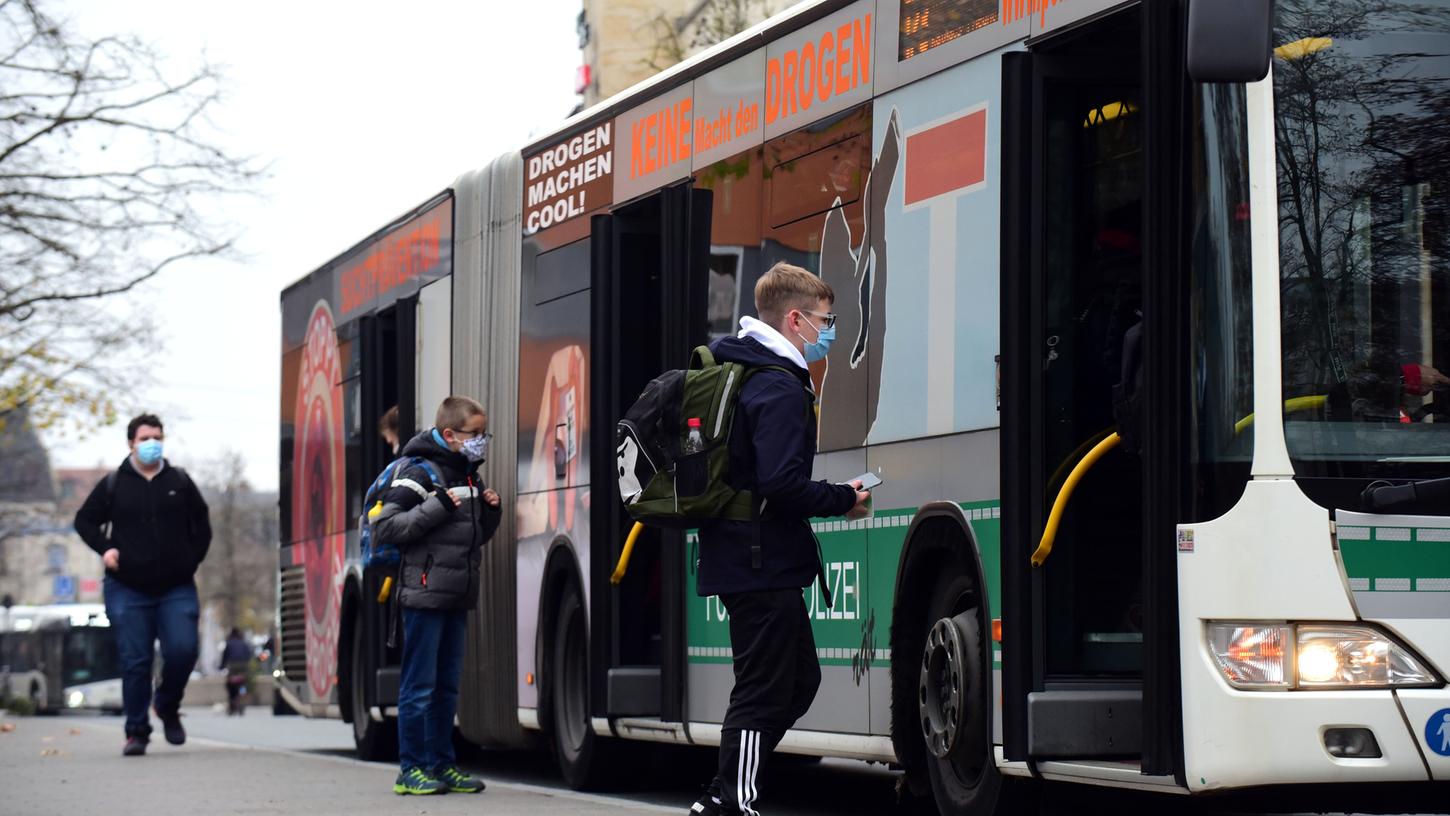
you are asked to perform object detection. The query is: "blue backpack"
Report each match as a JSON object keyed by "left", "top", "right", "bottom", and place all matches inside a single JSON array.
[{"left": 359, "top": 456, "right": 441, "bottom": 569}]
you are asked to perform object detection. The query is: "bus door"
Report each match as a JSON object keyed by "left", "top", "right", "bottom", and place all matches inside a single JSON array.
[
  {"left": 358, "top": 296, "right": 418, "bottom": 711},
  {"left": 1002, "top": 5, "right": 1186, "bottom": 778},
  {"left": 589, "top": 184, "right": 712, "bottom": 723}
]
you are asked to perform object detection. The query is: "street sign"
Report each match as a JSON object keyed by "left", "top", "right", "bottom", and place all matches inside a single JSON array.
[{"left": 52, "top": 574, "right": 76, "bottom": 602}]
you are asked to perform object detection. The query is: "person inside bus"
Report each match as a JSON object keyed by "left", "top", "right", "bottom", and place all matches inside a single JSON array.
[
  {"left": 73, "top": 413, "right": 212, "bottom": 757},
  {"left": 690, "top": 263, "right": 871, "bottom": 816},
  {"left": 1326, "top": 351, "right": 1450, "bottom": 423},
  {"left": 371, "top": 395, "right": 500, "bottom": 797},
  {"left": 380, "top": 405, "right": 401, "bottom": 456}
]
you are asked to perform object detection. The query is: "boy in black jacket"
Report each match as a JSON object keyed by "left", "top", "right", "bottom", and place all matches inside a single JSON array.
[
  {"left": 692, "top": 263, "right": 871, "bottom": 816},
  {"left": 74, "top": 414, "right": 211, "bottom": 756},
  {"left": 373, "top": 396, "right": 501, "bottom": 796}
]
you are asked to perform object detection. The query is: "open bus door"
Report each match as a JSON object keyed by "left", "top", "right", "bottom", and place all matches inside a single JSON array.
[
  {"left": 1001, "top": 4, "right": 1187, "bottom": 780},
  {"left": 589, "top": 184, "right": 712, "bottom": 727},
  {"left": 348, "top": 294, "right": 419, "bottom": 759}
]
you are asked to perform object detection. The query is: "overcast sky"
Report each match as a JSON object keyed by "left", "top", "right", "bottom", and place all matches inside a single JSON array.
[{"left": 45, "top": 1, "right": 584, "bottom": 491}]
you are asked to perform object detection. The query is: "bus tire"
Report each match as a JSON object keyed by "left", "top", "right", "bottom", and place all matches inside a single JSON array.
[
  {"left": 917, "top": 569, "right": 1033, "bottom": 815},
  {"left": 349, "top": 613, "right": 397, "bottom": 762},
  {"left": 548, "top": 585, "right": 623, "bottom": 790}
]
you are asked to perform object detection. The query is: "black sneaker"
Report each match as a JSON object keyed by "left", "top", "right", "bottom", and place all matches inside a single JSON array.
[
  {"left": 123, "top": 736, "right": 147, "bottom": 757},
  {"left": 155, "top": 708, "right": 185, "bottom": 745},
  {"left": 689, "top": 793, "right": 723, "bottom": 815}
]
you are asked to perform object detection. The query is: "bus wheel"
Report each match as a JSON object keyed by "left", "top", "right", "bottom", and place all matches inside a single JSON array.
[
  {"left": 917, "top": 570, "right": 1028, "bottom": 815},
  {"left": 549, "top": 586, "right": 622, "bottom": 790},
  {"left": 350, "top": 614, "right": 397, "bottom": 762}
]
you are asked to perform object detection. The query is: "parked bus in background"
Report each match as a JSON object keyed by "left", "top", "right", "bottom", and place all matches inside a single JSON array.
[
  {"left": 0, "top": 604, "right": 122, "bottom": 713},
  {"left": 277, "top": 1, "right": 1450, "bottom": 812}
]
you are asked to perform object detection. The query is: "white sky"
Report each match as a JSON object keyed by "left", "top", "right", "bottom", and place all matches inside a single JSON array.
[{"left": 46, "top": 1, "right": 585, "bottom": 491}]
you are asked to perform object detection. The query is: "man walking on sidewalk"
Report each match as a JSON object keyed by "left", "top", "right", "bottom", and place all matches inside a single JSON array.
[{"left": 74, "top": 414, "right": 211, "bottom": 756}]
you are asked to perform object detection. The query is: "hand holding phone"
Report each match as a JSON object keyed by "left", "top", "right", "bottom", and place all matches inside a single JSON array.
[{"left": 846, "top": 472, "right": 883, "bottom": 490}]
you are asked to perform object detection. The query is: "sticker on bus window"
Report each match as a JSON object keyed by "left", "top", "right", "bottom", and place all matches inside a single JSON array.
[{"left": 1177, "top": 529, "right": 1195, "bottom": 553}]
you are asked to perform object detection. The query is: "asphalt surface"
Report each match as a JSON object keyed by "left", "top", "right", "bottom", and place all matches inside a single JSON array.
[{"left": 3, "top": 707, "right": 1445, "bottom": 815}]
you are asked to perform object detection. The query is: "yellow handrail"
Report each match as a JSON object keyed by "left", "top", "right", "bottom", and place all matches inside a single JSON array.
[
  {"left": 1234, "top": 395, "right": 1327, "bottom": 435},
  {"left": 610, "top": 522, "right": 645, "bottom": 585},
  {"left": 1031, "top": 433, "right": 1121, "bottom": 568}
]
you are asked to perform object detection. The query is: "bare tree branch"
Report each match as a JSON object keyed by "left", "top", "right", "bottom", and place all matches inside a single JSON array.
[{"left": 0, "top": 0, "right": 260, "bottom": 430}]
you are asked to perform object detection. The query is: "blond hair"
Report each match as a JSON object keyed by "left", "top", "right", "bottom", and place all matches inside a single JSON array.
[
  {"left": 435, "top": 395, "right": 486, "bottom": 431},
  {"left": 754, "top": 262, "right": 834, "bottom": 326}
]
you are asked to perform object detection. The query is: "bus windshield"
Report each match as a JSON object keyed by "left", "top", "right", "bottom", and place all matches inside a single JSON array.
[
  {"left": 1275, "top": 1, "right": 1450, "bottom": 477},
  {"left": 63, "top": 626, "right": 120, "bottom": 686}
]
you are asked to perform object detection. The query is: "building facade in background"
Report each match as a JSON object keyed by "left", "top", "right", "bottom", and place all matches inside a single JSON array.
[
  {"left": 0, "top": 418, "right": 105, "bottom": 606},
  {"left": 578, "top": 0, "right": 791, "bottom": 107}
]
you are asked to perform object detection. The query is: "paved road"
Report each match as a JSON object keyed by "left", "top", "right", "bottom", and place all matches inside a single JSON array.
[{"left": 6, "top": 708, "right": 1445, "bottom": 815}]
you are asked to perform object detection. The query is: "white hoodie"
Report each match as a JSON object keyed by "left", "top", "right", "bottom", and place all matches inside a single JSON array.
[{"left": 737, "top": 315, "right": 807, "bottom": 371}]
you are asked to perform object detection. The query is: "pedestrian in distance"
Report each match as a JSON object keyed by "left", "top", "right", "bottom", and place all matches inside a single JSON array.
[
  {"left": 219, "top": 627, "right": 252, "bottom": 716},
  {"left": 689, "top": 263, "right": 871, "bottom": 816},
  {"left": 73, "top": 413, "right": 212, "bottom": 757},
  {"left": 372, "top": 396, "right": 501, "bottom": 796}
]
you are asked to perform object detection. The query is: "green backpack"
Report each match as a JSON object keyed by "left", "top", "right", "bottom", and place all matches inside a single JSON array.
[{"left": 615, "top": 346, "right": 805, "bottom": 528}]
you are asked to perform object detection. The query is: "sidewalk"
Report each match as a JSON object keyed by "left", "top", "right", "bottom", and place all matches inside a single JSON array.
[{"left": 0, "top": 711, "right": 675, "bottom": 816}]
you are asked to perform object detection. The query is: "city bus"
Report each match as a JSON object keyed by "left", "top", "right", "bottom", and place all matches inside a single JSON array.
[
  {"left": 0, "top": 604, "right": 122, "bottom": 713},
  {"left": 276, "top": 0, "right": 1450, "bottom": 811}
]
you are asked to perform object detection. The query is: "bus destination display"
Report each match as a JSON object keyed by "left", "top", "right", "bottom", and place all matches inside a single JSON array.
[{"left": 898, "top": 0, "right": 999, "bottom": 61}]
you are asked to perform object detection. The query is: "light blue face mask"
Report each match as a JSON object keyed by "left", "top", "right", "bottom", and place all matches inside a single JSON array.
[
  {"left": 797, "top": 317, "right": 836, "bottom": 363},
  {"left": 136, "top": 439, "right": 163, "bottom": 465}
]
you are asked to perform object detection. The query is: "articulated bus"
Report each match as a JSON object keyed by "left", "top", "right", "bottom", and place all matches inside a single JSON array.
[{"left": 277, "top": 1, "right": 1450, "bottom": 811}]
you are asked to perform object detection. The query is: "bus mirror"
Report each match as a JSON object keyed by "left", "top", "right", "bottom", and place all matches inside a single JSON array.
[{"left": 1186, "top": 0, "right": 1274, "bottom": 83}]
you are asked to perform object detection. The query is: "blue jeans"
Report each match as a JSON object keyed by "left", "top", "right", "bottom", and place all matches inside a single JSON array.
[
  {"left": 398, "top": 607, "right": 467, "bottom": 773},
  {"left": 102, "top": 577, "right": 200, "bottom": 739}
]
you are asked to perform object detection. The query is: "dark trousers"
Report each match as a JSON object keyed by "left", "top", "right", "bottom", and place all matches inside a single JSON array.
[
  {"left": 711, "top": 588, "right": 820, "bottom": 815},
  {"left": 102, "top": 577, "right": 200, "bottom": 739},
  {"left": 397, "top": 607, "right": 467, "bottom": 773}
]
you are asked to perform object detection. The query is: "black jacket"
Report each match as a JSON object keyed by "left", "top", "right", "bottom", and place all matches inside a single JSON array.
[
  {"left": 74, "top": 458, "right": 212, "bottom": 596},
  {"left": 373, "top": 430, "right": 501, "bottom": 611},
  {"left": 696, "top": 336, "right": 857, "bottom": 597}
]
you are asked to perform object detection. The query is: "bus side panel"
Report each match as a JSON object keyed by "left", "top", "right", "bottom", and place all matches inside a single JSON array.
[
  {"left": 516, "top": 235, "right": 592, "bottom": 713},
  {"left": 686, "top": 51, "right": 1010, "bottom": 740}
]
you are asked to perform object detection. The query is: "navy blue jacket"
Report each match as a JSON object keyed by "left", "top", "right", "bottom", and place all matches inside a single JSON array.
[{"left": 695, "top": 335, "right": 857, "bottom": 597}]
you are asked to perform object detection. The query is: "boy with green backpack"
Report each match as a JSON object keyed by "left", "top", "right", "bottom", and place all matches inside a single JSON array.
[{"left": 629, "top": 263, "right": 871, "bottom": 816}]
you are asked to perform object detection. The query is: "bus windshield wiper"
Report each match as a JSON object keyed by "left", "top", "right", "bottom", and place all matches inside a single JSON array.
[{"left": 1360, "top": 476, "right": 1450, "bottom": 512}]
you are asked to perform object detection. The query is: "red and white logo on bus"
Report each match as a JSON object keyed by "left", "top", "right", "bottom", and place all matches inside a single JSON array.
[{"left": 293, "top": 302, "right": 346, "bottom": 701}]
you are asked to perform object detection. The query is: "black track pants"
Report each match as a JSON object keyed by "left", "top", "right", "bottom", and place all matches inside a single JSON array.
[{"left": 711, "top": 588, "right": 821, "bottom": 815}]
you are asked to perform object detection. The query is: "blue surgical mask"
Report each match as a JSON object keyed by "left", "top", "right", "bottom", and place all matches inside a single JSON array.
[
  {"left": 797, "top": 318, "right": 836, "bottom": 363},
  {"left": 136, "top": 439, "right": 163, "bottom": 465},
  {"left": 461, "top": 434, "right": 488, "bottom": 463}
]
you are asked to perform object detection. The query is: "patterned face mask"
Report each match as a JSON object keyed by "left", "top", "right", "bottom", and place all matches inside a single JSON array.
[{"left": 461, "top": 434, "right": 489, "bottom": 463}]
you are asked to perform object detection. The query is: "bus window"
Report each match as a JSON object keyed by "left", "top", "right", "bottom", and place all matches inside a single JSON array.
[{"left": 1275, "top": 2, "right": 1450, "bottom": 500}]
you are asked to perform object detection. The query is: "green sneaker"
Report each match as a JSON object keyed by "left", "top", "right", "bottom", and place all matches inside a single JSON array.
[
  {"left": 436, "top": 765, "right": 486, "bottom": 793},
  {"left": 393, "top": 768, "right": 447, "bottom": 795}
]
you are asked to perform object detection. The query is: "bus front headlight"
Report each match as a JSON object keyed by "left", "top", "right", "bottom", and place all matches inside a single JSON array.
[
  {"left": 66, "top": 690, "right": 85, "bottom": 708},
  {"left": 1207, "top": 622, "right": 1440, "bottom": 690},
  {"left": 1295, "top": 625, "right": 1437, "bottom": 688}
]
